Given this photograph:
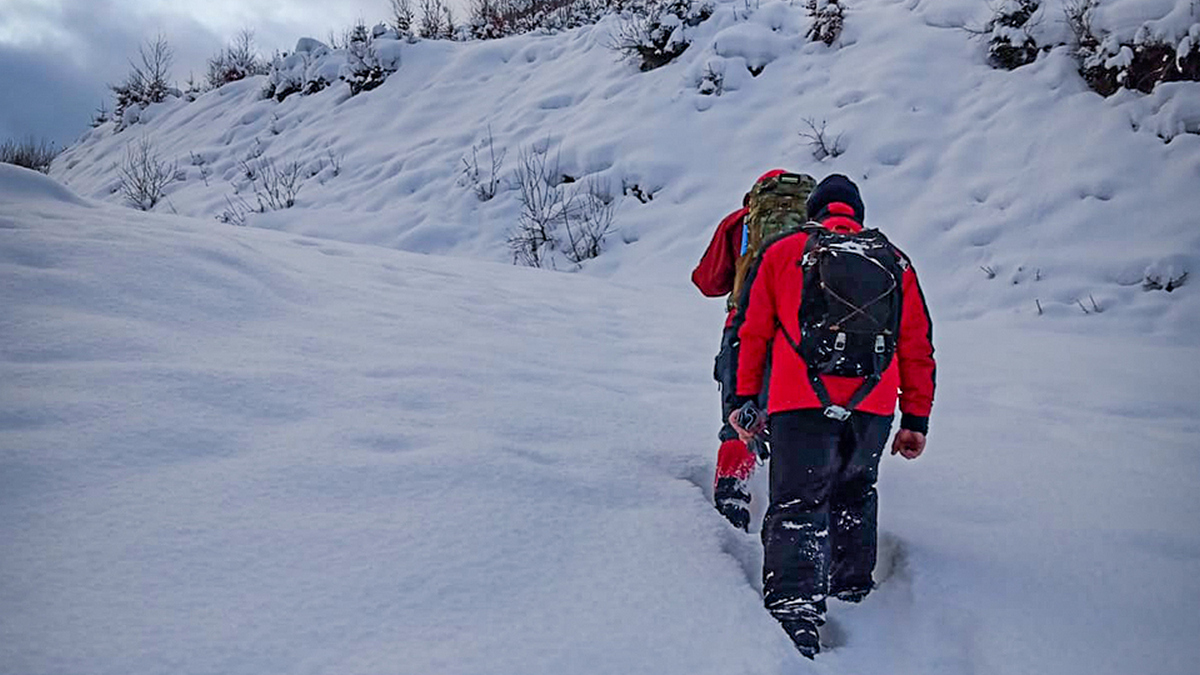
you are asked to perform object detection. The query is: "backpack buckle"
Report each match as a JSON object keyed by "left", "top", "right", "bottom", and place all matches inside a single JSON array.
[
  {"left": 824, "top": 405, "right": 851, "bottom": 421},
  {"left": 834, "top": 332, "right": 847, "bottom": 351},
  {"left": 874, "top": 335, "right": 886, "bottom": 353}
]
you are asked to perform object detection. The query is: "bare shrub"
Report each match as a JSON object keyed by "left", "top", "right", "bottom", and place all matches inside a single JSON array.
[
  {"left": 419, "top": 0, "right": 450, "bottom": 38},
  {"left": 189, "top": 152, "right": 213, "bottom": 186},
  {"left": 118, "top": 136, "right": 179, "bottom": 211},
  {"left": 799, "top": 117, "right": 844, "bottom": 160},
  {"left": 110, "top": 34, "right": 176, "bottom": 119},
  {"left": 207, "top": 29, "right": 269, "bottom": 89},
  {"left": 238, "top": 157, "right": 306, "bottom": 211},
  {"left": 806, "top": 0, "right": 844, "bottom": 46},
  {"left": 562, "top": 176, "right": 617, "bottom": 264},
  {"left": 217, "top": 194, "right": 252, "bottom": 226},
  {"left": 0, "top": 137, "right": 61, "bottom": 174},
  {"left": 509, "top": 143, "right": 619, "bottom": 267},
  {"left": 510, "top": 144, "right": 565, "bottom": 267},
  {"left": 460, "top": 125, "right": 507, "bottom": 201}
]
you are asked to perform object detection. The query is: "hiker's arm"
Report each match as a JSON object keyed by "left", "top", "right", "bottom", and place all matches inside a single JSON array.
[
  {"left": 691, "top": 209, "right": 745, "bottom": 297},
  {"left": 734, "top": 248, "right": 778, "bottom": 399},
  {"left": 896, "top": 264, "right": 936, "bottom": 434}
]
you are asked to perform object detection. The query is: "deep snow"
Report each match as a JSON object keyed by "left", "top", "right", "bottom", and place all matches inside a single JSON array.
[{"left": 5, "top": 0, "right": 1200, "bottom": 673}]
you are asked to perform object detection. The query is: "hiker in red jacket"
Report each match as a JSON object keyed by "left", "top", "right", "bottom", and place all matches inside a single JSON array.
[
  {"left": 728, "top": 174, "right": 936, "bottom": 659},
  {"left": 691, "top": 169, "right": 793, "bottom": 531}
]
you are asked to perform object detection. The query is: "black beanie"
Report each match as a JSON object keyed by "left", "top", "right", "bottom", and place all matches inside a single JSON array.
[{"left": 806, "top": 174, "right": 864, "bottom": 221}]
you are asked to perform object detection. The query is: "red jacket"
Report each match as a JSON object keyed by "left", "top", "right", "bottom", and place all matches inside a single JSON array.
[
  {"left": 692, "top": 208, "right": 747, "bottom": 325},
  {"left": 735, "top": 206, "right": 936, "bottom": 432}
]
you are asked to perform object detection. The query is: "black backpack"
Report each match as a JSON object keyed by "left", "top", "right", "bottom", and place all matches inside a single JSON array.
[{"left": 781, "top": 225, "right": 907, "bottom": 420}]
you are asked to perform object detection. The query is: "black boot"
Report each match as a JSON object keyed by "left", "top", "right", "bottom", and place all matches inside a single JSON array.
[
  {"left": 829, "top": 583, "right": 873, "bottom": 603},
  {"left": 780, "top": 618, "right": 820, "bottom": 659},
  {"left": 714, "top": 477, "right": 751, "bottom": 531}
]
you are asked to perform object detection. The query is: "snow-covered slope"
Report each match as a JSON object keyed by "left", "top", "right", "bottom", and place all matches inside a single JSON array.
[
  {"left": 4, "top": 162, "right": 1199, "bottom": 674},
  {"left": 7, "top": 0, "right": 1200, "bottom": 673},
  {"left": 51, "top": 0, "right": 1200, "bottom": 334}
]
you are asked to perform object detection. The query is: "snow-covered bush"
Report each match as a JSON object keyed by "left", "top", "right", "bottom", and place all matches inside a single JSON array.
[
  {"left": 697, "top": 61, "right": 725, "bottom": 95},
  {"left": 467, "top": 0, "right": 613, "bottom": 39},
  {"left": 264, "top": 39, "right": 332, "bottom": 102},
  {"left": 806, "top": 0, "right": 844, "bottom": 46},
  {"left": 183, "top": 75, "right": 205, "bottom": 102},
  {"left": 609, "top": 0, "right": 714, "bottom": 71},
  {"left": 342, "top": 23, "right": 403, "bottom": 95},
  {"left": 206, "top": 30, "right": 270, "bottom": 90},
  {"left": 0, "top": 137, "right": 60, "bottom": 174},
  {"left": 264, "top": 31, "right": 401, "bottom": 102},
  {"left": 1068, "top": 0, "right": 1200, "bottom": 96},
  {"left": 986, "top": 0, "right": 1042, "bottom": 70},
  {"left": 110, "top": 35, "right": 180, "bottom": 124}
]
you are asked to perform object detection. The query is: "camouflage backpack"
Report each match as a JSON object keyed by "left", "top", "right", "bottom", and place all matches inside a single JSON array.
[{"left": 728, "top": 172, "right": 817, "bottom": 312}]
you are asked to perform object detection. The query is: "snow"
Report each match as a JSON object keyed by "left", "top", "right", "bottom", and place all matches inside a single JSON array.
[{"left": 6, "top": 0, "right": 1200, "bottom": 673}]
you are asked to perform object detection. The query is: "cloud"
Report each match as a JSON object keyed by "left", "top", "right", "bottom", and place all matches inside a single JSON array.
[
  {"left": 0, "top": 0, "right": 397, "bottom": 149},
  {"left": 0, "top": 0, "right": 478, "bottom": 148},
  {"left": 0, "top": 42, "right": 106, "bottom": 147},
  {"left": 0, "top": 1, "right": 228, "bottom": 147}
]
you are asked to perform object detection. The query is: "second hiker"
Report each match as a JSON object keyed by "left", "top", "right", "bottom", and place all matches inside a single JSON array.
[{"left": 692, "top": 169, "right": 816, "bottom": 531}]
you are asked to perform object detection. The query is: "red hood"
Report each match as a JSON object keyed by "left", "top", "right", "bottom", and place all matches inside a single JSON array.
[{"left": 819, "top": 202, "right": 863, "bottom": 234}]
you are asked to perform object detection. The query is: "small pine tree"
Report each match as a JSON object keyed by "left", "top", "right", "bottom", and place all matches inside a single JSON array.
[
  {"left": 986, "top": 0, "right": 1040, "bottom": 70},
  {"left": 391, "top": 0, "right": 417, "bottom": 37},
  {"left": 92, "top": 101, "right": 110, "bottom": 128},
  {"left": 806, "top": 0, "right": 844, "bottom": 46}
]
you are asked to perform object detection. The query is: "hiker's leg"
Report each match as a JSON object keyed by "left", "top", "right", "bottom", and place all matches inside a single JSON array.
[
  {"left": 761, "top": 409, "right": 841, "bottom": 624},
  {"left": 829, "top": 413, "right": 892, "bottom": 598},
  {"left": 713, "top": 325, "right": 756, "bottom": 528}
]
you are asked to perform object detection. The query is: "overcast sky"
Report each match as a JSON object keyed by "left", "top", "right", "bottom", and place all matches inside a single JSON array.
[{"left": 0, "top": 0, "right": 421, "bottom": 149}]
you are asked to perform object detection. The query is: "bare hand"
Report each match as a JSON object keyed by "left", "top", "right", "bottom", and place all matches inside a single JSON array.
[
  {"left": 728, "top": 409, "right": 767, "bottom": 444},
  {"left": 891, "top": 429, "right": 926, "bottom": 459}
]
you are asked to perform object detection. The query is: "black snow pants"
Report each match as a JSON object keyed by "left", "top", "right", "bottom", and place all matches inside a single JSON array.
[
  {"left": 761, "top": 409, "right": 892, "bottom": 624},
  {"left": 714, "top": 325, "right": 742, "bottom": 442}
]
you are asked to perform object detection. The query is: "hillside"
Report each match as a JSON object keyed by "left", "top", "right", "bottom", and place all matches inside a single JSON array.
[{"left": 51, "top": 0, "right": 1200, "bottom": 332}]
